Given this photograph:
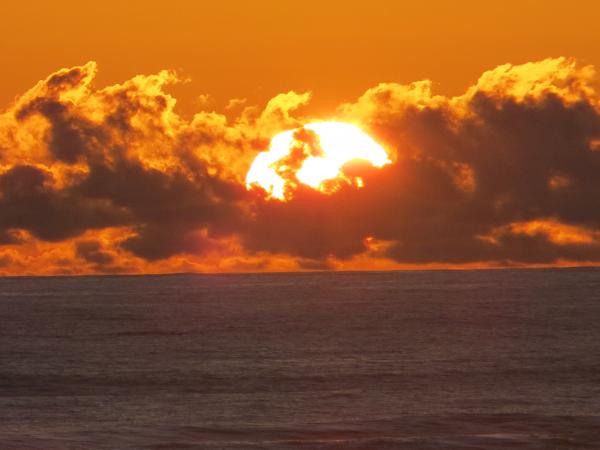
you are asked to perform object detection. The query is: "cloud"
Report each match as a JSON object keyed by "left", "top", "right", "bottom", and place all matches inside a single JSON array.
[
  {"left": 0, "top": 164, "right": 128, "bottom": 241},
  {"left": 75, "top": 239, "right": 114, "bottom": 265},
  {"left": 1, "top": 62, "right": 246, "bottom": 266},
  {"left": 1, "top": 57, "right": 600, "bottom": 274},
  {"left": 241, "top": 57, "right": 600, "bottom": 266}
]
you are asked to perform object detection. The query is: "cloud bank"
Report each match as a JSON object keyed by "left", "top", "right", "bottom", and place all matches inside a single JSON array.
[{"left": 1, "top": 58, "right": 600, "bottom": 274}]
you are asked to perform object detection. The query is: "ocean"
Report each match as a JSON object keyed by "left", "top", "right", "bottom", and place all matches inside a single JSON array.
[{"left": 0, "top": 269, "right": 599, "bottom": 449}]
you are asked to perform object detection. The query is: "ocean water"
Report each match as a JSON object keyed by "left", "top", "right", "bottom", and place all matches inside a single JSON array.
[{"left": 0, "top": 269, "right": 599, "bottom": 449}]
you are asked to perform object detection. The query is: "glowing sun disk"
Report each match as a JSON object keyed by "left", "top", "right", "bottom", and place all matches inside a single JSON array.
[{"left": 246, "top": 122, "right": 390, "bottom": 199}]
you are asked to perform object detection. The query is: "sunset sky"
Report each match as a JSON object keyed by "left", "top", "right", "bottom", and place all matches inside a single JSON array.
[{"left": 1, "top": 1, "right": 600, "bottom": 274}]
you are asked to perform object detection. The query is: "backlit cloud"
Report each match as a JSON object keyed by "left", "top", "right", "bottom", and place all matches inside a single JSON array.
[{"left": 1, "top": 57, "right": 600, "bottom": 274}]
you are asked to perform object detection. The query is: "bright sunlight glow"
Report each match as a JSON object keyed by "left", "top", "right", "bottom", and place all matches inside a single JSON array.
[{"left": 246, "top": 122, "right": 390, "bottom": 200}]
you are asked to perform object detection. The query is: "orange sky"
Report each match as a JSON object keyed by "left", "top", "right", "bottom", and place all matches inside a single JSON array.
[
  {"left": 2, "top": 0, "right": 599, "bottom": 114},
  {"left": 2, "top": 2, "right": 600, "bottom": 275}
]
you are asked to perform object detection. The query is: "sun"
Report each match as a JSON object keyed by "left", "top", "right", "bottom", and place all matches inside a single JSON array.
[{"left": 246, "top": 121, "right": 390, "bottom": 200}]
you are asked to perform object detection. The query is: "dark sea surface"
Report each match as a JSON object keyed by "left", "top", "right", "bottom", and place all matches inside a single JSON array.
[{"left": 1, "top": 269, "right": 600, "bottom": 449}]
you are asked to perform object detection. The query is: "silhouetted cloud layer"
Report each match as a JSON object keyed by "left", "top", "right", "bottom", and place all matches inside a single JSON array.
[{"left": 1, "top": 58, "right": 600, "bottom": 274}]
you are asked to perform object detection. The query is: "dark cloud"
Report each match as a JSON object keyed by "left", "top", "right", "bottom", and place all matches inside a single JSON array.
[
  {"left": 0, "top": 165, "right": 128, "bottom": 241},
  {"left": 74, "top": 161, "right": 243, "bottom": 260},
  {"left": 0, "top": 229, "right": 23, "bottom": 245},
  {"left": 17, "top": 98, "right": 108, "bottom": 164},
  {"left": 45, "top": 64, "right": 94, "bottom": 90},
  {"left": 1, "top": 63, "right": 245, "bottom": 263},
  {"left": 75, "top": 240, "right": 114, "bottom": 265},
  {"left": 240, "top": 64, "right": 600, "bottom": 265},
  {"left": 2, "top": 58, "right": 600, "bottom": 273}
]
